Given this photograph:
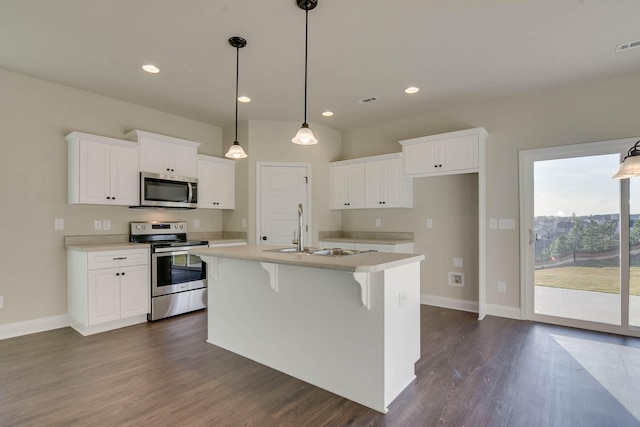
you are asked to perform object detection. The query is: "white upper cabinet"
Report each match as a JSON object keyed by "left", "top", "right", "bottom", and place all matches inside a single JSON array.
[
  {"left": 197, "top": 155, "right": 235, "bottom": 209},
  {"left": 330, "top": 162, "right": 364, "bottom": 209},
  {"left": 125, "top": 130, "right": 200, "bottom": 178},
  {"left": 331, "top": 153, "right": 412, "bottom": 210},
  {"left": 67, "top": 132, "right": 138, "bottom": 206},
  {"left": 365, "top": 155, "right": 413, "bottom": 208},
  {"left": 400, "top": 127, "right": 488, "bottom": 177}
]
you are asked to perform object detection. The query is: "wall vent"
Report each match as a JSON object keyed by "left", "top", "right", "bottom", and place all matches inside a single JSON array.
[
  {"left": 616, "top": 40, "right": 640, "bottom": 53},
  {"left": 358, "top": 96, "right": 378, "bottom": 104}
]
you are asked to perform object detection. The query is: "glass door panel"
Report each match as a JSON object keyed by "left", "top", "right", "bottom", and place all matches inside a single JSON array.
[
  {"left": 629, "top": 180, "right": 640, "bottom": 327},
  {"left": 533, "top": 154, "right": 621, "bottom": 325}
]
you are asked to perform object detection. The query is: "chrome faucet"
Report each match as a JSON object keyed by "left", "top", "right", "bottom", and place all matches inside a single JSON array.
[{"left": 292, "top": 203, "right": 304, "bottom": 252}]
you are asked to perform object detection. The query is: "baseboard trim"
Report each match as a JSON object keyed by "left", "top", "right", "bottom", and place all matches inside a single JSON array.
[
  {"left": 484, "top": 303, "right": 523, "bottom": 320},
  {"left": 0, "top": 314, "right": 70, "bottom": 340},
  {"left": 420, "top": 294, "right": 479, "bottom": 313}
]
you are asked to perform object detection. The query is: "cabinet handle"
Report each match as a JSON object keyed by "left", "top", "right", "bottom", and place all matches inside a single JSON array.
[
  {"left": 121, "top": 272, "right": 125, "bottom": 276},
  {"left": 262, "top": 236, "right": 267, "bottom": 241},
  {"left": 106, "top": 196, "right": 111, "bottom": 200},
  {"left": 116, "top": 272, "right": 120, "bottom": 276},
  {"left": 113, "top": 257, "right": 127, "bottom": 260}
]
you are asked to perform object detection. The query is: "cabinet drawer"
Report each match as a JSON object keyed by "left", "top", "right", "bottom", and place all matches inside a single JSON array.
[{"left": 88, "top": 249, "right": 148, "bottom": 270}]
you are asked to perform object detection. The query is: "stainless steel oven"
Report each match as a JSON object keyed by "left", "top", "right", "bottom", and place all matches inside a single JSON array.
[{"left": 130, "top": 221, "right": 208, "bottom": 321}]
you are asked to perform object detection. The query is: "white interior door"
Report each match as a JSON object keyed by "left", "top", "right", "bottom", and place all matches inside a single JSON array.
[{"left": 257, "top": 163, "right": 310, "bottom": 246}]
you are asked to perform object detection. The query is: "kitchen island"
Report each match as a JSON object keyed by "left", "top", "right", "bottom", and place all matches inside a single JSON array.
[{"left": 192, "top": 244, "right": 424, "bottom": 413}]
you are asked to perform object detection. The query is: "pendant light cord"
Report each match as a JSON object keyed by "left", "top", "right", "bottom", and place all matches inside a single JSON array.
[
  {"left": 235, "top": 44, "right": 240, "bottom": 142},
  {"left": 303, "top": 6, "right": 309, "bottom": 125}
]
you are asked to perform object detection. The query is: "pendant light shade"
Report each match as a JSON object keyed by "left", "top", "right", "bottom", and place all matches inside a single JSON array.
[
  {"left": 613, "top": 141, "right": 640, "bottom": 179},
  {"left": 292, "top": 0, "right": 318, "bottom": 146},
  {"left": 225, "top": 36, "right": 248, "bottom": 159}
]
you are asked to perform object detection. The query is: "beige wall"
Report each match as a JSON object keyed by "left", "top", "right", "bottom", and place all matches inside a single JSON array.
[
  {"left": 341, "top": 70, "right": 640, "bottom": 311},
  {"left": 4, "top": 65, "right": 640, "bottom": 327},
  {"left": 226, "top": 120, "right": 343, "bottom": 245},
  {"left": 0, "top": 69, "right": 223, "bottom": 325}
]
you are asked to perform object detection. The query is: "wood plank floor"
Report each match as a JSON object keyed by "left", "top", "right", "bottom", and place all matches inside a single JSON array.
[{"left": 1, "top": 306, "right": 639, "bottom": 426}]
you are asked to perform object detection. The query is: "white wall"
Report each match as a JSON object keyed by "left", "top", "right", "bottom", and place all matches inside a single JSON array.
[
  {"left": 0, "top": 69, "right": 223, "bottom": 325},
  {"left": 341, "top": 70, "right": 640, "bottom": 312}
]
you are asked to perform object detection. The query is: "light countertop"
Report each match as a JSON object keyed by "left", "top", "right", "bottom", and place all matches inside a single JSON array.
[{"left": 192, "top": 244, "right": 424, "bottom": 273}]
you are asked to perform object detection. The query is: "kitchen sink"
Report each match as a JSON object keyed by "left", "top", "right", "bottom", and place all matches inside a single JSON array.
[{"left": 264, "top": 247, "right": 377, "bottom": 257}]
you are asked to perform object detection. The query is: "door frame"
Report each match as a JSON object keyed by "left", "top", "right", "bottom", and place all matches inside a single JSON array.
[
  {"left": 519, "top": 137, "right": 640, "bottom": 336},
  {"left": 256, "top": 162, "right": 312, "bottom": 246}
]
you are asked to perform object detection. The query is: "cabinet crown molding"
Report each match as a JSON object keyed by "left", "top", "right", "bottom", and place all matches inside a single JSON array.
[
  {"left": 398, "top": 127, "right": 488, "bottom": 146},
  {"left": 125, "top": 130, "right": 201, "bottom": 148}
]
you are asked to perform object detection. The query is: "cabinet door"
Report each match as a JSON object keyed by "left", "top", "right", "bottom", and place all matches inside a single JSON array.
[
  {"left": 346, "top": 164, "right": 365, "bottom": 208},
  {"left": 88, "top": 268, "right": 121, "bottom": 325},
  {"left": 169, "top": 144, "right": 198, "bottom": 177},
  {"left": 110, "top": 144, "right": 139, "bottom": 206},
  {"left": 139, "top": 138, "right": 171, "bottom": 174},
  {"left": 440, "top": 134, "right": 478, "bottom": 173},
  {"left": 365, "top": 161, "right": 385, "bottom": 208},
  {"left": 79, "top": 139, "right": 111, "bottom": 204},
  {"left": 197, "top": 159, "right": 216, "bottom": 208},
  {"left": 330, "top": 165, "right": 348, "bottom": 209},
  {"left": 214, "top": 161, "right": 235, "bottom": 209},
  {"left": 365, "top": 158, "right": 405, "bottom": 208},
  {"left": 403, "top": 141, "right": 440, "bottom": 175},
  {"left": 120, "top": 265, "right": 149, "bottom": 318}
]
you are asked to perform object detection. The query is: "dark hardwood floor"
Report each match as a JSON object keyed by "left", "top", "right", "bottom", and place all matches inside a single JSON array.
[{"left": 1, "top": 306, "right": 639, "bottom": 427}]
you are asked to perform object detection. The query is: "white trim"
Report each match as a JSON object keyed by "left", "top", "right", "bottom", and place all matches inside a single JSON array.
[
  {"left": 256, "top": 162, "right": 313, "bottom": 246},
  {"left": 484, "top": 304, "right": 523, "bottom": 320},
  {"left": 420, "top": 294, "right": 479, "bottom": 313},
  {"left": 0, "top": 314, "right": 70, "bottom": 340}
]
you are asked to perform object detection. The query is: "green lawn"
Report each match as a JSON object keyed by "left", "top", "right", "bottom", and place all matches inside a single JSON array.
[{"left": 535, "top": 266, "right": 640, "bottom": 295}]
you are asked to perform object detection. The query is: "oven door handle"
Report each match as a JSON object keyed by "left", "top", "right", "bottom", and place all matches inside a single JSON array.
[{"left": 153, "top": 245, "right": 207, "bottom": 254}]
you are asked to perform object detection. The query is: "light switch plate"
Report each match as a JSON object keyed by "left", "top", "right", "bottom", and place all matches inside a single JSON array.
[
  {"left": 489, "top": 218, "right": 497, "bottom": 229},
  {"left": 194, "top": 219, "right": 200, "bottom": 229},
  {"left": 54, "top": 218, "right": 64, "bottom": 231},
  {"left": 498, "top": 218, "right": 516, "bottom": 230},
  {"left": 426, "top": 219, "right": 433, "bottom": 228},
  {"left": 94, "top": 220, "right": 102, "bottom": 231},
  {"left": 102, "top": 219, "right": 111, "bottom": 231},
  {"left": 453, "top": 257, "right": 463, "bottom": 267},
  {"left": 375, "top": 219, "right": 381, "bottom": 228}
]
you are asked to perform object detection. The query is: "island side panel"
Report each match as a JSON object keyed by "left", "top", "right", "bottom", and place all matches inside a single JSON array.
[
  {"left": 383, "top": 261, "right": 421, "bottom": 406},
  {"left": 205, "top": 256, "right": 389, "bottom": 412}
]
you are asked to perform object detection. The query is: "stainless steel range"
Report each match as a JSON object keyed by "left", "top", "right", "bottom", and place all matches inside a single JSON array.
[{"left": 130, "top": 222, "right": 209, "bottom": 321}]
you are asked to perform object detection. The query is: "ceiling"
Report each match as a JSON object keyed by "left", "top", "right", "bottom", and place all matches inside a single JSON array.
[{"left": 2, "top": 0, "right": 640, "bottom": 132}]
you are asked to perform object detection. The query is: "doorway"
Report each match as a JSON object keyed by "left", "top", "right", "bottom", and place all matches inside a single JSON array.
[
  {"left": 519, "top": 138, "right": 640, "bottom": 336},
  {"left": 256, "top": 163, "right": 311, "bottom": 246}
]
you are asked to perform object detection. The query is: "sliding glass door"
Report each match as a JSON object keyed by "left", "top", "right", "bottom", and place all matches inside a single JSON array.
[{"left": 520, "top": 138, "right": 640, "bottom": 336}]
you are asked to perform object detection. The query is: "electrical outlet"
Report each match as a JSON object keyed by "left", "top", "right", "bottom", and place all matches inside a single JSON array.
[
  {"left": 426, "top": 219, "right": 433, "bottom": 228},
  {"left": 498, "top": 281, "right": 506, "bottom": 293},
  {"left": 54, "top": 218, "right": 64, "bottom": 231},
  {"left": 102, "top": 219, "right": 111, "bottom": 231},
  {"left": 0, "top": 295, "right": 3, "bottom": 308},
  {"left": 398, "top": 292, "right": 407, "bottom": 306},
  {"left": 94, "top": 220, "right": 102, "bottom": 231},
  {"left": 453, "top": 257, "right": 463, "bottom": 267},
  {"left": 194, "top": 219, "right": 200, "bottom": 229},
  {"left": 242, "top": 219, "right": 247, "bottom": 228},
  {"left": 375, "top": 218, "right": 381, "bottom": 228}
]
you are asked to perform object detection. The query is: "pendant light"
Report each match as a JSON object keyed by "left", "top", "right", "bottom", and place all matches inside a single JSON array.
[
  {"left": 292, "top": 0, "right": 318, "bottom": 146},
  {"left": 225, "top": 36, "right": 248, "bottom": 159},
  {"left": 613, "top": 140, "right": 640, "bottom": 179}
]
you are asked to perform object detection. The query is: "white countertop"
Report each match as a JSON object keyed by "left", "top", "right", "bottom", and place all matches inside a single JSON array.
[{"left": 192, "top": 244, "right": 424, "bottom": 273}]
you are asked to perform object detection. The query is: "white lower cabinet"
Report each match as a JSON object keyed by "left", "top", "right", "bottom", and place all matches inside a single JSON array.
[{"left": 68, "top": 248, "right": 149, "bottom": 336}]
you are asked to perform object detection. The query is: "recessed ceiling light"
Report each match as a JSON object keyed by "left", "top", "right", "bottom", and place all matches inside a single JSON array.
[
  {"left": 142, "top": 64, "right": 160, "bottom": 74},
  {"left": 238, "top": 96, "right": 251, "bottom": 103},
  {"left": 322, "top": 111, "right": 334, "bottom": 117},
  {"left": 404, "top": 86, "right": 419, "bottom": 94}
]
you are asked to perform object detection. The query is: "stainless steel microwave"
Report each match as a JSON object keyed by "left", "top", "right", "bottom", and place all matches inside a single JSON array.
[{"left": 136, "top": 172, "right": 198, "bottom": 209}]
